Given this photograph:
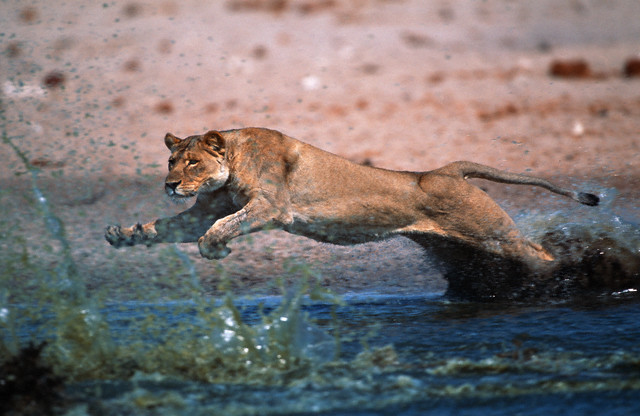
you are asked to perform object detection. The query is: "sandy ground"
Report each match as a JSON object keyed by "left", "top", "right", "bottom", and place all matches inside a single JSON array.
[{"left": 1, "top": 0, "right": 639, "bottom": 300}]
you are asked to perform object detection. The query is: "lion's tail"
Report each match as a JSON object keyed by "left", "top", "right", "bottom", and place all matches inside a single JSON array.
[{"left": 437, "top": 161, "right": 599, "bottom": 206}]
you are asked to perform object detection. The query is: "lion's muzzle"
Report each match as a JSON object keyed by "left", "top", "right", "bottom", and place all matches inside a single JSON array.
[{"left": 165, "top": 180, "right": 181, "bottom": 196}]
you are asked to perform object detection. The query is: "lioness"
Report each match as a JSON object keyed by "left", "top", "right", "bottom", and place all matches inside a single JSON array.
[{"left": 105, "top": 128, "right": 599, "bottom": 298}]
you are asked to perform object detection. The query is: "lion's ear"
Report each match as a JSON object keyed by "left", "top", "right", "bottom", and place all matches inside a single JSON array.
[
  {"left": 164, "top": 133, "right": 182, "bottom": 150},
  {"left": 203, "top": 130, "right": 225, "bottom": 154}
]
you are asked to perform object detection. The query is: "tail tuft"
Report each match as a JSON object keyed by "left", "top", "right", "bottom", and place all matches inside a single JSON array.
[{"left": 577, "top": 192, "right": 599, "bottom": 206}]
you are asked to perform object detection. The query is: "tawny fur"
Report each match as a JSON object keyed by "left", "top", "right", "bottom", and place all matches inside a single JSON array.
[{"left": 106, "top": 128, "right": 598, "bottom": 270}]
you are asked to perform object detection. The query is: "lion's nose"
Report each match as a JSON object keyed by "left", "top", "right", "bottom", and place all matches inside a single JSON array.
[{"left": 165, "top": 180, "right": 181, "bottom": 192}]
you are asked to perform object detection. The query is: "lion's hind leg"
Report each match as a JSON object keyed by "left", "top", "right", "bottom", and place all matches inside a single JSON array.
[
  {"left": 416, "top": 171, "right": 554, "bottom": 263},
  {"left": 407, "top": 233, "right": 540, "bottom": 301},
  {"left": 408, "top": 172, "right": 557, "bottom": 300}
]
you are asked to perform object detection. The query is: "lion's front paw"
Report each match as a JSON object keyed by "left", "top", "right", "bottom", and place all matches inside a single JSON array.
[
  {"left": 105, "top": 225, "right": 128, "bottom": 247},
  {"left": 105, "top": 223, "right": 150, "bottom": 248},
  {"left": 198, "top": 236, "right": 231, "bottom": 260}
]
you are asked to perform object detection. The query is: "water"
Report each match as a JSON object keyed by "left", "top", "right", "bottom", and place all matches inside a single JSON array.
[
  {"left": 3, "top": 289, "right": 640, "bottom": 415},
  {"left": 64, "top": 297, "right": 640, "bottom": 414}
]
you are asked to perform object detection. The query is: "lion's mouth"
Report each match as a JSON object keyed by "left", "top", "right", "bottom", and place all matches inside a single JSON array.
[{"left": 165, "top": 185, "right": 196, "bottom": 199}]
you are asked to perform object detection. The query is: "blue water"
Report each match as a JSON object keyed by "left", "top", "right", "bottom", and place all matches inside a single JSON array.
[{"left": 54, "top": 293, "right": 640, "bottom": 415}]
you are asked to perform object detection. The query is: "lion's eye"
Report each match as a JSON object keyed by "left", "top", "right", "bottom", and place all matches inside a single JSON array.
[
  {"left": 187, "top": 160, "right": 199, "bottom": 166},
  {"left": 168, "top": 159, "right": 176, "bottom": 169}
]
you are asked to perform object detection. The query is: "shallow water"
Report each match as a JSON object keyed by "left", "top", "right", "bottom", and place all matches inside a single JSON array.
[
  {"left": 4, "top": 291, "right": 640, "bottom": 415},
  {"left": 75, "top": 295, "right": 640, "bottom": 415}
]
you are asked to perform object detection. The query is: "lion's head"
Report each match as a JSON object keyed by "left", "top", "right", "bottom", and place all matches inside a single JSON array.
[{"left": 163, "top": 130, "right": 229, "bottom": 199}]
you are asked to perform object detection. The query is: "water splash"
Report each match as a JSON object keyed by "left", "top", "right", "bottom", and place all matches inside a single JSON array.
[
  {"left": 2, "top": 133, "right": 81, "bottom": 301},
  {"left": 517, "top": 203, "right": 640, "bottom": 298}
]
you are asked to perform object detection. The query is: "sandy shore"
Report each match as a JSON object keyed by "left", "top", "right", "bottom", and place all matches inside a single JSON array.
[{"left": 2, "top": 0, "right": 639, "bottom": 300}]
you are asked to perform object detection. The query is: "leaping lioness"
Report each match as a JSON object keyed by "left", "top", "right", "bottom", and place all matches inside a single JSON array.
[{"left": 105, "top": 128, "right": 598, "bottom": 293}]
